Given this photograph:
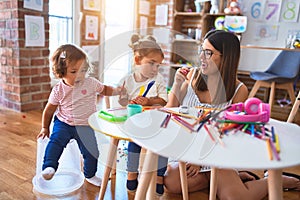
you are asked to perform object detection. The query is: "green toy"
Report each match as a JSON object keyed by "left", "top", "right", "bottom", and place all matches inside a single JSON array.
[{"left": 98, "top": 110, "right": 127, "bottom": 122}]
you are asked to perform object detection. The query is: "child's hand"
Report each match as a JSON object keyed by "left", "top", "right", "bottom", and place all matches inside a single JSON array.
[
  {"left": 37, "top": 128, "right": 50, "bottom": 139},
  {"left": 118, "top": 96, "right": 128, "bottom": 106},
  {"left": 118, "top": 84, "right": 128, "bottom": 106},
  {"left": 119, "top": 86, "right": 127, "bottom": 96},
  {"left": 130, "top": 96, "right": 149, "bottom": 106},
  {"left": 113, "top": 85, "right": 127, "bottom": 96}
]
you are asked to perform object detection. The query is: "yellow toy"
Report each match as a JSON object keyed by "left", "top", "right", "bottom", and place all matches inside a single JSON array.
[{"left": 293, "top": 39, "right": 300, "bottom": 48}]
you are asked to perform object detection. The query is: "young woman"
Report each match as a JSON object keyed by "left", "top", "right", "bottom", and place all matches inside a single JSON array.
[{"left": 164, "top": 30, "right": 300, "bottom": 199}]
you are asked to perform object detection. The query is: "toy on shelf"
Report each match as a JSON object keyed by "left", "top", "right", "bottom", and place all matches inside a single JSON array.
[
  {"left": 184, "top": 0, "right": 192, "bottom": 12},
  {"left": 210, "top": 0, "right": 219, "bottom": 14},
  {"left": 293, "top": 39, "right": 300, "bottom": 48},
  {"left": 224, "top": 0, "right": 241, "bottom": 15},
  {"left": 214, "top": 16, "right": 226, "bottom": 30}
]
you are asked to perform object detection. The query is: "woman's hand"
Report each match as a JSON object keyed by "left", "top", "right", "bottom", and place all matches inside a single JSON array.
[
  {"left": 167, "top": 67, "right": 191, "bottom": 108},
  {"left": 186, "top": 163, "right": 200, "bottom": 178},
  {"left": 238, "top": 171, "right": 257, "bottom": 182},
  {"left": 37, "top": 128, "right": 50, "bottom": 139},
  {"left": 174, "top": 67, "right": 189, "bottom": 86},
  {"left": 180, "top": 67, "right": 190, "bottom": 77}
]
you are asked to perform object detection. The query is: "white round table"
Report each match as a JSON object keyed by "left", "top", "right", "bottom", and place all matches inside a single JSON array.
[{"left": 122, "top": 109, "right": 300, "bottom": 200}]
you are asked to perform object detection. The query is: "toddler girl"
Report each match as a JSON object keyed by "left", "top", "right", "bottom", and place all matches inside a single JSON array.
[
  {"left": 37, "top": 44, "right": 122, "bottom": 186},
  {"left": 119, "top": 33, "right": 168, "bottom": 196}
]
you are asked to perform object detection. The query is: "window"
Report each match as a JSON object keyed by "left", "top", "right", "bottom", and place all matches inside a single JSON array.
[
  {"left": 103, "top": 0, "right": 134, "bottom": 85},
  {"left": 49, "top": 0, "right": 73, "bottom": 86},
  {"left": 48, "top": 0, "right": 134, "bottom": 86}
]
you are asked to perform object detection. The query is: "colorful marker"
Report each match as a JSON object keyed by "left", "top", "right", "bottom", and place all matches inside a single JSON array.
[
  {"left": 271, "top": 126, "right": 276, "bottom": 143},
  {"left": 275, "top": 133, "right": 280, "bottom": 153},
  {"left": 204, "top": 124, "right": 216, "bottom": 142},
  {"left": 266, "top": 138, "right": 273, "bottom": 160},
  {"left": 269, "top": 138, "right": 281, "bottom": 161}
]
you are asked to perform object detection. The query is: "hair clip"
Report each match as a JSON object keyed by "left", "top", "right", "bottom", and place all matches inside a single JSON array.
[
  {"left": 60, "top": 51, "right": 66, "bottom": 59},
  {"left": 132, "top": 41, "right": 139, "bottom": 46}
]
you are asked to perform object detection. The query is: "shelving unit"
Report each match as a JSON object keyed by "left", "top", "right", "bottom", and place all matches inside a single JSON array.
[
  {"left": 171, "top": 0, "right": 244, "bottom": 66},
  {"left": 201, "top": 13, "right": 226, "bottom": 38},
  {"left": 171, "top": 0, "right": 212, "bottom": 65},
  {"left": 173, "top": 0, "right": 211, "bottom": 36}
]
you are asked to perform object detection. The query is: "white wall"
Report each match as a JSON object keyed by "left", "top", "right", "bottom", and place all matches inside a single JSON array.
[
  {"left": 239, "top": 48, "right": 280, "bottom": 72},
  {"left": 238, "top": 1, "right": 300, "bottom": 72}
]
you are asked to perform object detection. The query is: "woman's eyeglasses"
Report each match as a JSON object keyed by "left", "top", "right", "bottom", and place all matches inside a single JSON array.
[{"left": 198, "top": 46, "right": 222, "bottom": 59}]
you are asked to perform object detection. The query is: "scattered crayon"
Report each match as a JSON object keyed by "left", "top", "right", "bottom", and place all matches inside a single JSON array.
[
  {"left": 266, "top": 138, "right": 273, "bottom": 160},
  {"left": 204, "top": 124, "right": 216, "bottom": 142}
]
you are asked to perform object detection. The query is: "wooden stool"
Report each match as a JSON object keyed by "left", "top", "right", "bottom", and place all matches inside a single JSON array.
[
  {"left": 248, "top": 81, "right": 296, "bottom": 110},
  {"left": 287, "top": 90, "right": 300, "bottom": 123}
]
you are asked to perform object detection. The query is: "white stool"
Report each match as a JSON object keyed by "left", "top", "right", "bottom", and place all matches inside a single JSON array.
[{"left": 32, "top": 138, "right": 84, "bottom": 196}]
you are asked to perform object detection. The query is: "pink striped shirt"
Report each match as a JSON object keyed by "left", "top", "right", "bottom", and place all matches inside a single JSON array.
[{"left": 49, "top": 77, "right": 104, "bottom": 126}]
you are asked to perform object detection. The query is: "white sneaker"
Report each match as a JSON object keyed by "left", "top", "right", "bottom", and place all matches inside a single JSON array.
[
  {"left": 86, "top": 176, "right": 102, "bottom": 187},
  {"left": 41, "top": 167, "right": 55, "bottom": 180}
]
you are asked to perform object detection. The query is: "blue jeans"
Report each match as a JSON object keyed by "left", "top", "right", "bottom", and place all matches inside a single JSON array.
[
  {"left": 127, "top": 142, "right": 167, "bottom": 177},
  {"left": 42, "top": 116, "right": 99, "bottom": 178}
]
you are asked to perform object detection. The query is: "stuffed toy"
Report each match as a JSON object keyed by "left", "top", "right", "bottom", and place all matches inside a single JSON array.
[
  {"left": 210, "top": 0, "right": 219, "bottom": 14},
  {"left": 224, "top": 0, "right": 241, "bottom": 15}
]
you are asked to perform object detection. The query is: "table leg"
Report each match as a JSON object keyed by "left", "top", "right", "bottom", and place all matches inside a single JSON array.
[
  {"left": 111, "top": 159, "right": 116, "bottom": 176},
  {"left": 138, "top": 147, "right": 147, "bottom": 173},
  {"left": 209, "top": 167, "right": 218, "bottom": 200},
  {"left": 98, "top": 138, "right": 119, "bottom": 200},
  {"left": 146, "top": 169, "right": 157, "bottom": 200},
  {"left": 134, "top": 150, "right": 158, "bottom": 200},
  {"left": 268, "top": 169, "right": 283, "bottom": 200},
  {"left": 179, "top": 161, "right": 189, "bottom": 200}
]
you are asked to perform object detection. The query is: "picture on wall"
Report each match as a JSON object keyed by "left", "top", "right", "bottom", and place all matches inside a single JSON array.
[
  {"left": 85, "top": 15, "right": 99, "bottom": 40},
  {"left": 254, "top": 24, "right": 279, "bottom": 41},
  {"left": 23, "top": 0, "right": 43, "bottom": 11},
  {"left": 25, "top": 15, "right": 45, "bottom": 47},
  {"left": 83, "top": 0, "right": 101, "bottom": 11}
]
